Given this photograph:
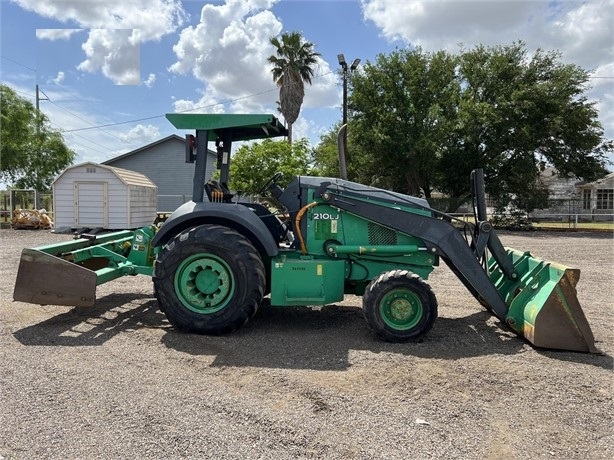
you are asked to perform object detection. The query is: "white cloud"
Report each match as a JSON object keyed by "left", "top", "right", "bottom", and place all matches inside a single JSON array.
[
  {"left": 172, "top": 93, "right": 227, "bottom": 114},
  {"left": 119, "top": 124, "right": 161, "bottom": 143},
  {"left": 16, "top": 0, "right": 187, "bottom": 41},
  {"left": 360, "top": 0, "right": 614, "bottom": 143},
  {"left": 547, "top": 2, "right": 613, "bottom": 65},
  {"left": 50, "top": 71, "right": 65, "bottom": 85},
  {"left": 36, "top": 28, "right": 84, "bottom": 40},
  {"left": 361, "top": 0, "right": 557, "bottom": 51},
  {"left": 78, "top": 29, "right": 140, "bottom": 85},
  {"left": 169, "top": 0, "right": 337, "bottom": 124},
  {"left": 143, "top": 73, "right": 156, "bottom": 88},
  {"left": 19, "top": 0, "right": 187, "bottom": 85}
]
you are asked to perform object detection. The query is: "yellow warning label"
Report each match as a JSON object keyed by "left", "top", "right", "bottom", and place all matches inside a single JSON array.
[{"left": 317, "top": 264, "right": 322, "bottom": 276}]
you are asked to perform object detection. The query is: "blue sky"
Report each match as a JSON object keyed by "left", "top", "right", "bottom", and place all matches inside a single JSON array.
[{"left": 1, "top": 0, "right": 613, "bottom": 170}]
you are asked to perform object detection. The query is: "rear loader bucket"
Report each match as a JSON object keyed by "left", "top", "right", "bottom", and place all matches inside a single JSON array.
[
  {"left": 13, "top": 248, "right": 97, "bottom": 307},
  {"left": 489, "top": 248, "right": 601, "bottom": 353}
]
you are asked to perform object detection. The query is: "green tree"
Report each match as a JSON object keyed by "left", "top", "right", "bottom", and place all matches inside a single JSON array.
[
  {"left": 451, "top": 42, "right": 611, "bottom": 213},
  {"left": 311, "top": 121, "right": 344, "bottom": 178},
  {"left": 349, "top": 48, "right": 460, "bottom": 197},
  {"left": 268, "top": 32, "right": 321, "bottom": 144},
  {"left": 1, "top": 84, "right": 75, "bottom": 191},
  {"left": 228, "top": 138, "right": 311, "bottom": 195},
  {"left": 346, "top": 43, "right": 612, "bottom": 213}
]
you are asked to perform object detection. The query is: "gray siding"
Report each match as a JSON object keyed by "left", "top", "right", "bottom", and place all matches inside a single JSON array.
[{"left": 104, "top": 137, "right": 217, "bottom": 212}]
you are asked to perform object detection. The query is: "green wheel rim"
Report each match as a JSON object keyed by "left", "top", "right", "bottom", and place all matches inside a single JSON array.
[
  {"left": 380, "top": 289, "right": 423, "bottom": 330},
  {"left": 174, "top": 253, "right": 234, "bottom": 314}
]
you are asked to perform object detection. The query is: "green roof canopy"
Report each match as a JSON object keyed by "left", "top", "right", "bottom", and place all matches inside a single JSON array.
[{"left": 165, "top": 113, "right": 288, "bottom": 142}]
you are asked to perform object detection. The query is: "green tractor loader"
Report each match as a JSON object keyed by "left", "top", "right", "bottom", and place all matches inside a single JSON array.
[{"left": 13, "top": 113, "right": 600, "bottom": 353}]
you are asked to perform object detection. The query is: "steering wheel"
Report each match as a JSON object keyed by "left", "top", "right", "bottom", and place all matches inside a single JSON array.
[{"left": 258, "top": 172, "right": 283, "bottom": 195}]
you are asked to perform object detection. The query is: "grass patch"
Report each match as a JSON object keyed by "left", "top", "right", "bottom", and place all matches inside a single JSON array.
[{"left": 533, "top": 221, "right": 614, "bottom": 231}]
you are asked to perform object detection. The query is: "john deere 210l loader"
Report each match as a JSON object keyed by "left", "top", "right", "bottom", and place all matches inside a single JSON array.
[{"left": 13, "top": 114, "right": 600, "bottom": 353}]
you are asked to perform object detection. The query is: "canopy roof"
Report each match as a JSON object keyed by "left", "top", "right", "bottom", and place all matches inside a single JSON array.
[{"left": 165, "top": 113, "right": 288, "bottom": 142}]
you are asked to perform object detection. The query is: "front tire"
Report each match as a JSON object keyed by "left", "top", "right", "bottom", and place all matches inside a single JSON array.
[
  {"left": 153, "top": 224, "right": 265, "bottom": 335},
  {"left": 363, "top": 270, "right": 438, "bottom": 342}
]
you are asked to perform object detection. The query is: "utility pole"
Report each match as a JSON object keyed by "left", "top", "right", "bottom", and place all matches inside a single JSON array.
[
  {"left": 337, "top": 54, "right": 360, "bottom": 180},
  {"left": 34, "top": 84, "right": 49, "bottom": 209},
  {"left": 35, "top": 84, "right": 49, "bottom": 133}
]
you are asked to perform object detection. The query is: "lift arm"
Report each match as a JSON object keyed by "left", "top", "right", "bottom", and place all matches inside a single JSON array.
[{"left": 318, "top": 190, "right": 512, "bottom": 321}]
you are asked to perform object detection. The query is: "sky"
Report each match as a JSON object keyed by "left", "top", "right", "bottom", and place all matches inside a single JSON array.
[{"left": 1, "top": 0, "right": 613, "bottom": 172}]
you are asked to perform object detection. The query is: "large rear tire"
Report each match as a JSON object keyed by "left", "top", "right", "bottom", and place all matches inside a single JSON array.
[
  {"left": 153, "top": 224, "right": 265, "bottom": 335},
  {"left": 363, "top": 270, "right": 438, "bottom": 342}
]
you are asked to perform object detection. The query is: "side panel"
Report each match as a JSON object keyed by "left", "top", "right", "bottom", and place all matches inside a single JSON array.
[
  {"left": 127, "top": 185, "right": 158, "bottom": 228},
  {"left": 270, "top": 255, "right": 345, "bottom": 306}
]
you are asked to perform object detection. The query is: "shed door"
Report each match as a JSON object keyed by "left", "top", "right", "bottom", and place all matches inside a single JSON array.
[{"left": 74, "top": 182, "right": 108, "bottom": 227}]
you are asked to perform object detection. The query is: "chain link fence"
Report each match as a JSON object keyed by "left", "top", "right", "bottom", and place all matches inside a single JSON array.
[{"left": 1, "top": 190, "right": 53, "bottom": 225}]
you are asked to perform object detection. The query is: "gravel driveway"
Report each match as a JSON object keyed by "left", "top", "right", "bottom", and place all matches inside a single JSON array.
[{"left": 1, "top": 229, "right": 612, "bottom": 459}]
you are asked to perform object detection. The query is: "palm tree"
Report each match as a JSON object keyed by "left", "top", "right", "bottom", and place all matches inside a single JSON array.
[{"left": 268, "top": 32, "right": 320, "bottom": 143}]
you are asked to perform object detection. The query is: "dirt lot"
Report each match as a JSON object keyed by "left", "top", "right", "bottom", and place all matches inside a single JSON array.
[{"left": 1, "top": 229, "right": 612, "bottom": 459}]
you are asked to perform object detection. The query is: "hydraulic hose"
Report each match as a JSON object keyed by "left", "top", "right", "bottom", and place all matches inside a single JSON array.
[{"left": 295, "top": 202, "right": 318, "bottom": 254}]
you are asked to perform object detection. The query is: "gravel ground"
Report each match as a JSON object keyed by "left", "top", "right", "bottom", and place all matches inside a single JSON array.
[{"left": 1, "top": 228, "right": 612, "bottom": 459}]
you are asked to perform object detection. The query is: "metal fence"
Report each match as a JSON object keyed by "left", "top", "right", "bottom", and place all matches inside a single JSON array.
[
  {"left": 427, "top": 197, "right": 613, "bottom": 228},
  {"left": 0, "top": 190, "right": 53, "bottom": 223},
  {"left": 525, "top": 198, "right": 613, "bottom": 224},
  {"left": 2, "top": 191, "right": 611, "bottom": 228}
]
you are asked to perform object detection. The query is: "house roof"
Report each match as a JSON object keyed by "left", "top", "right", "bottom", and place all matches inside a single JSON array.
[
  {"left": 102, "top": 133, "right": 217, "bottom": 165},
  {"left": 581, "top": 172, "right": 614, "bottom": 188},
  {"left": 540, "top": 166, "right": 614, "bottom": 188},
  {"left": 53, "top": 162, "right": 156, "bottom": 188},
  {"left": 102, "top": 134, "right": 185, "bottom": 165}
]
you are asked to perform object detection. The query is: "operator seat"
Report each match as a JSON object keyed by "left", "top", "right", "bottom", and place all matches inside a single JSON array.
[{"left": 205, "top": 180, "right": 234, "bottom": 203}]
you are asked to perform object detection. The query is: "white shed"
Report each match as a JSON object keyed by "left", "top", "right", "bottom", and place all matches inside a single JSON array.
[{"left": 53, "top": 162, "right": 158, "bottom": 230}]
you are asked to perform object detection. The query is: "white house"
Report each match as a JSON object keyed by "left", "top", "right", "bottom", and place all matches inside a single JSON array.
[{"left": 577, "top": 172, "right": 614, "bottom": 220}]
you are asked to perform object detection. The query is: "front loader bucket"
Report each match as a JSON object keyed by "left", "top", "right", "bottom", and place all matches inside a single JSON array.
[
  {"left": 14, "top": 248, "right": 97, "bottom": 307},
  {"left": 489, "top": 248, "right": 600, "bottom": 353}
]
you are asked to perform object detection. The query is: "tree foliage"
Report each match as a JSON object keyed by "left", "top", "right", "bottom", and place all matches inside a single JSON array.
[
  {"left": 311, "top": 122, "right": 344, "bottom": 178},
  {"left": 1, "top": 84, "right": 75, "bottom": 191},
  {"left": 228, "top": 138, "right": 312, "bottom": 195},
  {"left": 349, "top": 48, "right": 460, "bottom": 198},
  {"left": 268, "top": 32, "right": 320, "bottom": 144},
  {"left": 347, "top": 43, "right": 612, "bottom": 212}
]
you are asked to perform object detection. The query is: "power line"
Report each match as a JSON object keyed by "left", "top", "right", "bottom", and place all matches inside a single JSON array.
[
  {"left": 10, "top": 88, "right": 36, "bottom": 99},
  {"left": 63, "top": 71, "right": 337, "bottom": 133},
  {"left": 8, "top": 88, "right": 129, "bottom": 152},
  {"left": 7, "top": 87, "right": 122, "bottom": 155},
  {"left": 46, "top": 99, "right": 138, "bottom": 146},
  {"left": 1, "top": 55, "right": 36, "bottom": 72},
  {"left": 64, "top": 113, "right": 165, "bottom": 133}
]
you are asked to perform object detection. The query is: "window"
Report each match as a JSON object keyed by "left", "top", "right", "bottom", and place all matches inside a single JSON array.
[
  {"left": 596, "top": 189, "right": 613, "bottom": 210},
  {"left": 582, "top": 189, "right": 591, "bottom": 210},
  {"left": 86, "top": 167, "right": 97, "bottom": 173}
]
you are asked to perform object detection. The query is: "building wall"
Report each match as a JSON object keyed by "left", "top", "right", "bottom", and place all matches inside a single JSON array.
[
  {"left": 578, "top": 173, "right": 614, "bottom": 221},
  {"left": 531, "top": 170, "right": 582, "bottom": 220},
  {"left": 128, "top": 185, "right": 158, "bottom": 228},
  {"left": 104, "top": 137, "right": 217, "bottom": 212},
  {"left": 529, "top": 169, "right": 614, "bottom": 222}
]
